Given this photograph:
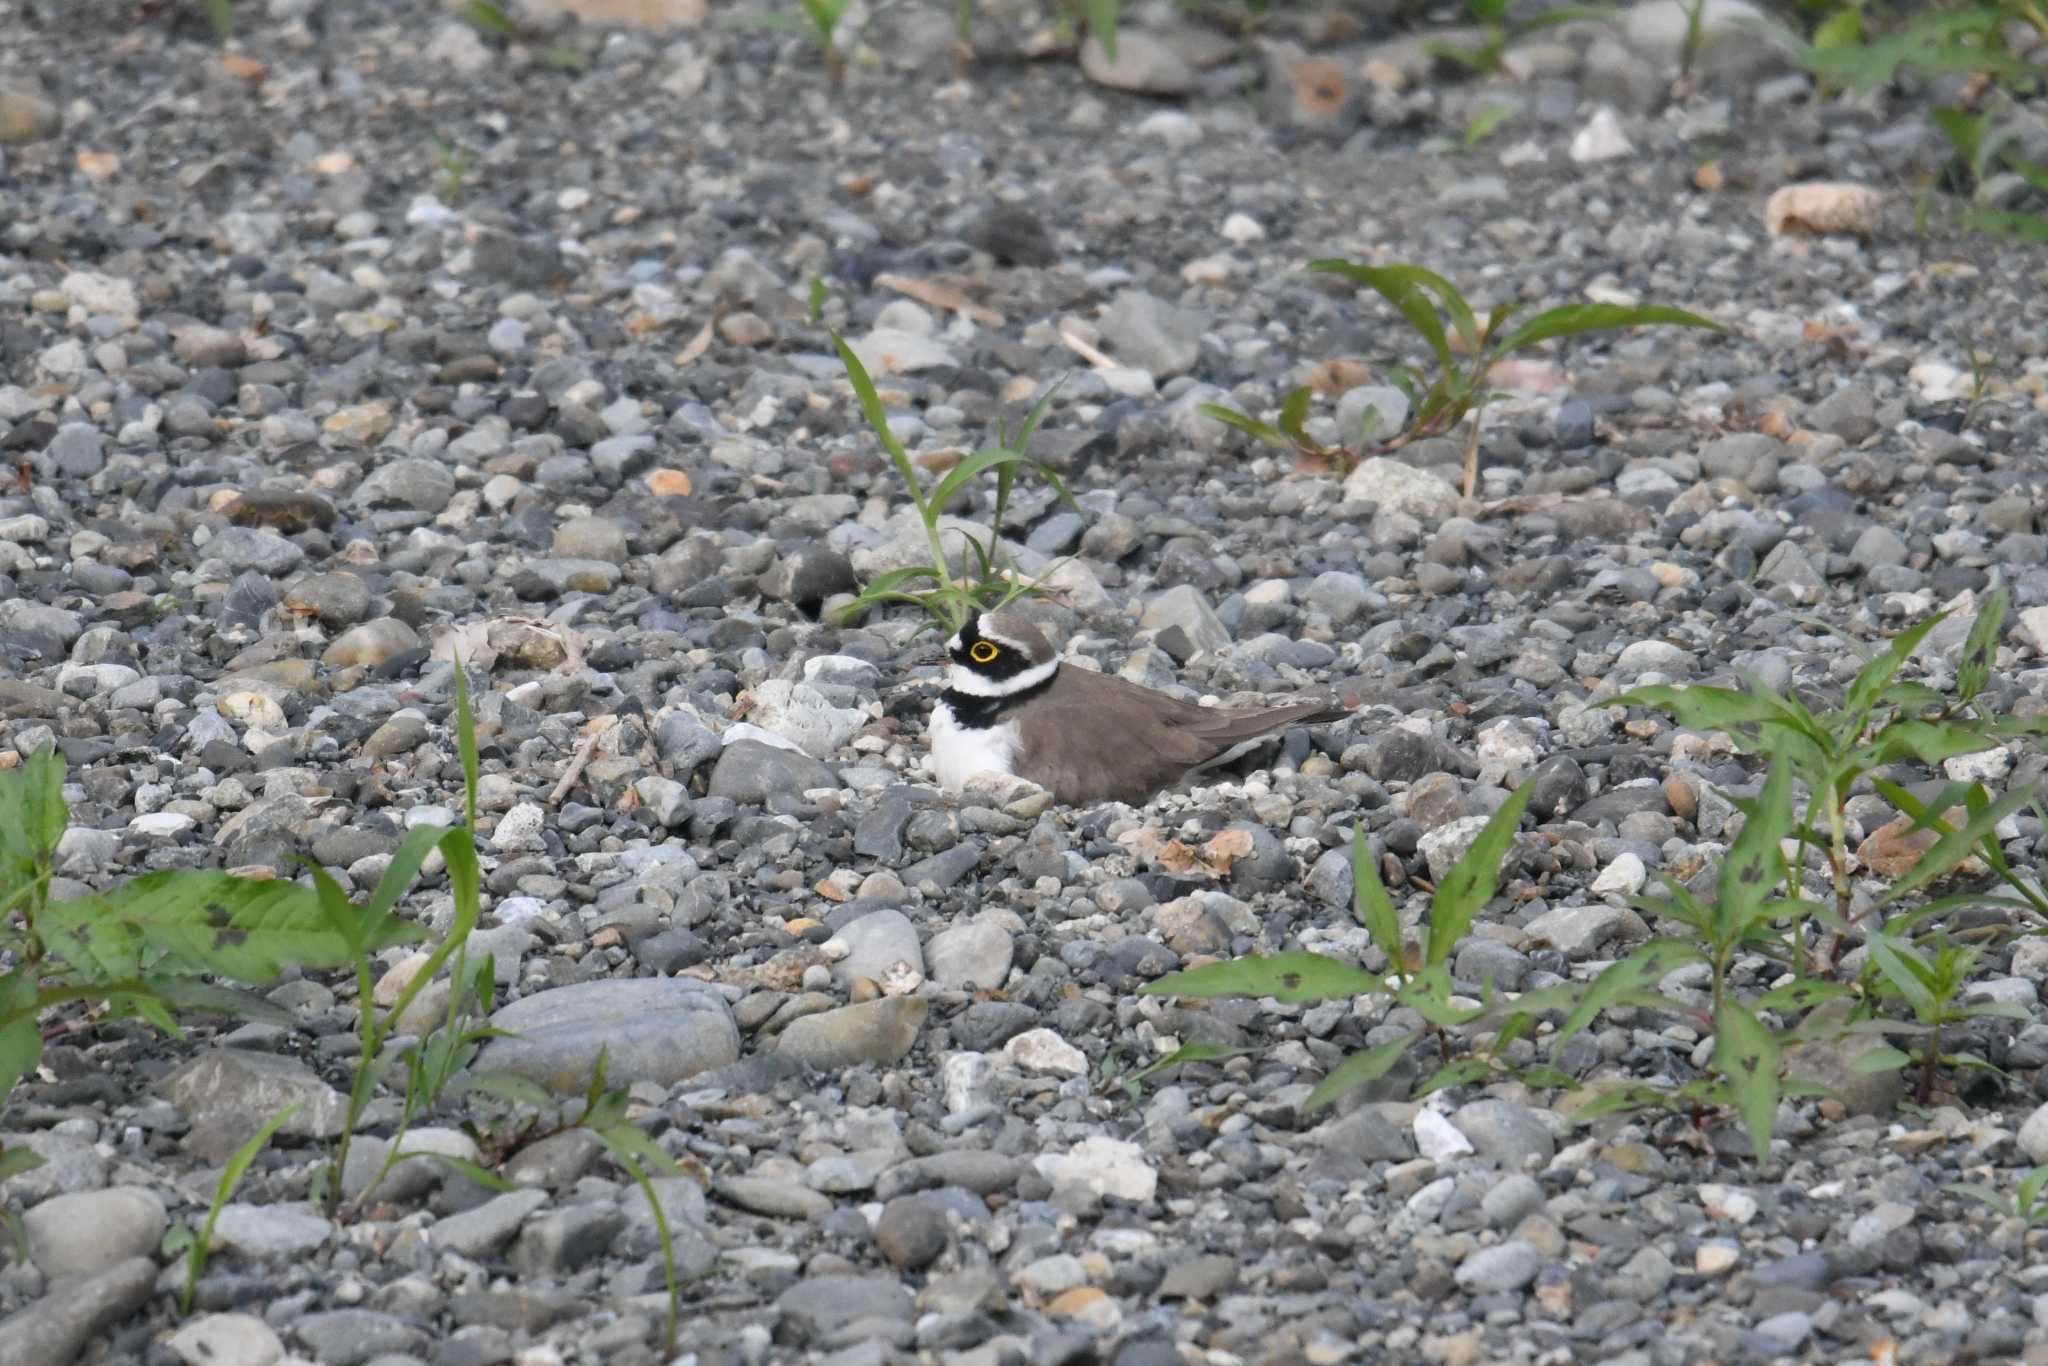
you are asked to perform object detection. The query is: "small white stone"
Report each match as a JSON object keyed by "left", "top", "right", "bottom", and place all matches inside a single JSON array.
[
  {"left": 1699, "top": 1183, "right": 1759, "bottom": 1224},
  {"left": 1415, "top": 1107, "right": 1475, "bottom": 1161},
  {"left": 1033, "top": 1136, "right": 1156, "bottom": 1202},
  {"left": 1004, "top": 1028, "right": 1088, "bottom": 1078},
  {"left": 1569, "top": 106, "right": 1633, "bottom": 163},
  {"left": 1221, "top": 212, "right": 1266, "bottom": 245},
  {"left": 1591, "top": 851, "right": 1648, "bottom": 897}
]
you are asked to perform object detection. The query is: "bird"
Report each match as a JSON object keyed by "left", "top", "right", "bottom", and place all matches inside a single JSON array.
[{"left": 927, "top": 609, "right": 1351, "bottom": 806}]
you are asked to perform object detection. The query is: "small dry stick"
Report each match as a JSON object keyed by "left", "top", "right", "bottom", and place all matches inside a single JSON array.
[{"left": 548, "top": 718, "right": 618, "bottom": 806}]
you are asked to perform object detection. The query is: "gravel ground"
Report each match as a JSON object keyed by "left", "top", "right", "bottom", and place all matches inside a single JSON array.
[{"left": 6, "top": 0, "right": 2048, "bottom": 1363}]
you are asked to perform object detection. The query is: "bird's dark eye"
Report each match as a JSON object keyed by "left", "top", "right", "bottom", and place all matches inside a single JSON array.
[{"left": 969, "top": 641, "right": 1000, "bottom": 664}]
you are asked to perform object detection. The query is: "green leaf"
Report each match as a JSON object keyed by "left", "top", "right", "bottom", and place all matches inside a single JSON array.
[
  {"left": 0, "top": 973, "right": 41, "bottom": 1100},
  {"left": 1306, "top": 260, "right": 1459, "bottom": 373},
  {"left": 1608, "top": 683, "right": 1788, "bottom": 733},
  {"left": 927, "top": 446, "right": 1079, "bottom": 520},
  {"left": 1115, "top": 1041, "right": 1255, "bottom": 1090},
  {"left": 833, "top": 331, "right": 927, "bottom": 517},
  {"left": 1851, "top": 1043, "right": 1914, "bottom": 1074},
  {"left": 1464, "top": 102, "right": 1517, "bottom": 148},
  {"left": 1141, "top": 951, "right": 1384, "bottom": 1005},
  {"left": 0, "top": 745, "right": 66, "bottom": 869},
  {"left": 185, "top": 1100, "right": 299, "bottom": 1312},
  {"left": 1716, "top": 759, "right": 1792, "bottom": 944},
  {"left": 1875, "top": 784, "right": 2032, "bottom": 907},
  {"left": 1714, "top": 1001, "right": 1780, "bottom": 1164},
  {"left": 1303, "top": 1032, "right": 1418, "bottom": 1111},
  {"left": 1944, "top": 1180, "right": 2015, "bottom": 1216},
  {"left": 1962, "top": 998, "right": 2034, "bottom": 1021},
  {"left": 40, "top": 872, "right": 386, "bottom": 984},
  {"left": 0, "top": 1144, "right": 43, "bottom": 1181},
  {"left": 1492, "top": 302, "right": 1725, "bottom": 357},
  {"left": 1857, "top": 719, "right": 2003, "bottom": 768},
  {"left": 1841, "top": 613, "right": 1948, "bottom": 735},
  {"left": 1551, "top": 939, "right": 1707, "bottom": 1052},
  {"left": 424, "top": 1152, "right": 515, "bottom": 1192},
  {"left": 1957, "top": 586, "right": 2008, "bottom": 702},
  {"left": 1080, "top": 0, "right": 1120, "bottom": 61},
  {"left": 1754, "top": 979, "right": 1854, "bottom": 1013},
  {"left": 1811, "top": 5, "right": 1862, "bottom": 51},
  {"left": 2018, "top": 1165, "right": 2048, "bottom": 1214},
  {"left": 1869, "top": 935, "right": 1940, "bottom": 1017},
  {"left": 1198, "top": 404, "right": 1293, "bottom": 450},
  {"left": 1424, "top": 782, "right": 1533, "bottom": 969},
  {"left": 1418, "top": 1057, "right": 1495, "bottom": 1095},
  {"left": 1276, "top": 387, "right": 1315, "bottom": 444},
  {"left": 1351, "top": 830, "right": 1403, "bottom": 967}
]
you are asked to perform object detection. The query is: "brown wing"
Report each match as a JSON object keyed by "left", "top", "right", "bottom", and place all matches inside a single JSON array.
[{"left": 1019, "top": 667, "right": 1350, "bottom": 806}]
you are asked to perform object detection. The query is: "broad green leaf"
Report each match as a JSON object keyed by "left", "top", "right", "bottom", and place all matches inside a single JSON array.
[
  {"left": 1277, "top": 387, "right": 1315, "bottom": 443},
  {"left": 0, "top": 1145, "right": 43, "bottom": 1181},
  {"left": 2019, "top": 1165, "right": 2048, "bottom": 1213},
  {"left": 1875, "top": 785, "right": 2033, "bottom": 906},
  {"left": 1957, "top": 587, "right": 2008, "bottom": 702},
  {"left": 1801, "top": 10, "right": 2023, "bottom": 91},
  {"left": 0, "top": 746, "right": 66, "bottom": 892},
  {"left": 1425, "top": 782, "right": 1533, "bottom": 968},
  {"left": 1963, "top": 998, "right": 2034, "bottom": 1021},
  {"left": 1117, "top": 1041, "right": 1254, "bottom": 1090},
  {"left": 41, "top": 872, "right": 385, "bottom": 984},
  {"left": 1492, "top": 302, "right": 1724, "bottom": 357},
  {"left": 1714, "top": 1001, "right": 1780, "bottom": 1163},
  {"left": 1079, "top": 0, "right": 1119, "bottom": 60},
  {"left": 1351, "top": 830, "right": 1403, "bottom": 966},
  {"left": 1303, "top": 1032, "right": 1417, "bottom": 1111},
  {"left": 1857, "top": 720, "right": 2002, "bottom": 769},
  {"left": 1811, "top": 5, "right": 1862, "bottom": 51},
  {"left": 1199, "top": 404, "right": 1293, "bottom": 449},
  {"left": 1552, "top": 939, "right": 1707, "bottom": 1051},
  {"left": 1851, "top": 1043, "right": 1913, "bottom": 1074},
  {"left": 1141, "top": 951, "right": 1384, "bottom": 1005},
  {"left": 0, "top": 973, "right": 40, "bottom": 1100},
  {"left": 1716, "top": 760, "right": 1791, "bottom": 943},
  {"left": 1396, "top": 967, "right": 1485, "bottom": 1029}
]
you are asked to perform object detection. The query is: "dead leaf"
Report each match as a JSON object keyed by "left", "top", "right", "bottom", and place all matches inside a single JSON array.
[
  {"left": 1306, "top": 358, "right": 1377, "bottom": 394},
  {"left": 876, "top": 272, "right": 1004, "bottom": 327},
  {"left": 673, "top": 319, "right": 713, "bottom": 367},
  {"left": 1766, "top": 182, "right": 1881, "bottom": 239}
]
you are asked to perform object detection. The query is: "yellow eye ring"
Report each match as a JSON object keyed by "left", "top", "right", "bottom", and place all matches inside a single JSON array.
[{"left": 968, "top": 641, "right": 1000, "bottom": 664}]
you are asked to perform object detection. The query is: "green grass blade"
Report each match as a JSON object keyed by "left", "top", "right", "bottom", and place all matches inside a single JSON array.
[
  {"left": 1277, "top": 387, "right": 1315, "bottom": 444},
  {"left": 833, "top": 331, "right": 928, "bottom": 517},
  {"left": 1080, "top": 0, "right": 1120, "bottom": 60},
  {"left": 1423, "top": 782, "right": 1532, "bottom": 969},
  {"left": 1492, "top": 303, "right": 1726, "bottom": 355},
  {"left": 1551, "top": 939, "right": 1707, "bottom": 1052},
  {"left": 1141, "top": 951, "right": 1384, "bottom": 1004},
  {"left": 184, "top": 1100, "right": 300, "bottom": 1313}
]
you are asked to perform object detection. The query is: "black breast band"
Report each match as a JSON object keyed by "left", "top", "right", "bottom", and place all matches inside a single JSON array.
[{"left": 941, "top": 670, "right": 1057, "bottom": 729}]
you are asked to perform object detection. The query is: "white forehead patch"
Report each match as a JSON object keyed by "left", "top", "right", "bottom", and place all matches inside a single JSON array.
[{"left": 945, "top": 634, "right": 962, "bottom": 653}]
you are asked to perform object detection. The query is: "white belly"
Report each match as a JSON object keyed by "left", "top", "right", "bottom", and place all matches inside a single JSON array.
[{"left": 929, "top": 700, "right": 1020, "bottom": 791}]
